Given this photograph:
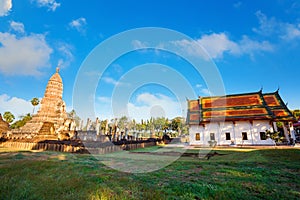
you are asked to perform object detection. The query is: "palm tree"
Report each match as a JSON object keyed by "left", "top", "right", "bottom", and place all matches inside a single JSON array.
[
  {"left": 3, "top": 111, "right": 15, "bottom": 124},
  {"left": 31, "top": 97, "right": 40, "bottom": 115}
]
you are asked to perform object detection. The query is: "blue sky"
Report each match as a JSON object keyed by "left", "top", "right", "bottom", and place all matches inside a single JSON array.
[{"left": 0, "top": 0, "right": 300, "bottom": 121}]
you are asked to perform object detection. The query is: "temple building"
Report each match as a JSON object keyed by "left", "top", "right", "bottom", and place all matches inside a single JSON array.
[
  {"left": 187, "top": 90, "right": 296, "bottom": 146},
  {"left": 12, "top": 68, "right": 71, "bottom": 140}
]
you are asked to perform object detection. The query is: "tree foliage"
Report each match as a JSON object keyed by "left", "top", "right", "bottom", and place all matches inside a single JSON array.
[
  {"left": 10, "top": 113, "right": 32, "bottom": 129},
  {"left": 266, "top": 129, "right": 285, "bottom": 143},
  {"left": 67, "top": 109, "right": 81, "bottom": 126},
  {"left": 92, "top": 115, "right": 188, "bottom": 137},
  {"left": 292, "top": 109, "right": 300, "bottom": 120},
  {"left": 118, "top": 116, "right": 129, "bottom": 132},
  {"left": 3, "top": 111, "right": 15, "bottom": 124},
  {"left": 31, "top": 97, "right": 40, "bottom": 114}
]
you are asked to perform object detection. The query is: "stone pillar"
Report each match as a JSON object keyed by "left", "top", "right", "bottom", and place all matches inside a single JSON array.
[
  {"left": 283, "top": 123, "right": 290, "bottom": 142},
  {"left": 95, "top": 117, "right": 100, "bottom": 135},
  {"left": 104, "top": 120, "right": 108, "bottom": 135},
  {"left": 134, "top": 131, "right": 137, "bottom": 141},
  {"left": 273, "top": 122, "right": 278, "bottom": 132},
  {"left": 79, "top": 120, "right": 83, "bottom": 130},
  {"left": 70, "top": 120, "right": 76, "bottom": 131},
  {"left": 86, "top": 118, "right": 91, "bottom": 131},
  {"left": 125, "top": 127, "right": 128, "bottom": 140}
]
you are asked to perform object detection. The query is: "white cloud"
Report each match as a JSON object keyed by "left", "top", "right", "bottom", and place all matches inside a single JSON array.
[
  {"left": 33, "top": 0, "right": 60, "bottom": 11},
  {"left": 10, "top": 21, "right": 25, "bottom": 33},
  {"left": 171, "top": 39, "right": 209, "bottom": 59},
  {"left": 195, "top": 84, "right": 213, "bottom": 96},
  {"left": 101, "top": 76, "right": 129, "bottom": 86},
  {"left": 200, "top": 88, "right": 212, "bottom": 96},
  {"left": 0, "top": 94, "right": 33, "bottom": 119},
  {"left": 0, "top": 0, "right": 12, "bottom": 16},
  {"left": 253, "top": 11, "right": 278, "bottom": 36},
  {"left": 57, "top": 43, "right": 74, "bottom": 68},
  {"left": 0, "top": 32, "right": 53, "bottom": 76},
  {"left": 127, "top": 93, "right": 184, "bottom": 121},
  {"left": 253, "top": 10, "right": 300, "bottom": 41},
  {"left": 233, "top": 1, "right": 242, "bottom": 9},
  {"left": 239, "top": 35, "right": 273, "bottom": 56},
  {"left": 102, "top": 77, "right": 119, "bottom": 85},
  {"left": 172, "top": 32, "right": 273, "bottom": 59},
  {"left": 195, "top": 84, "right": 202, "bottom": 88},
  {"left": 132, "top": 40, "right": 158, "bottom": 54},
  {"left": 281, "top": 23, "right": 300, "bottom": 40},
  {"left": 69, "top": 17, "right": 87, "bottom": 34},
  {"left": 112, "top": 64, "right": 123, "bottom": 74},
  {"left": 198, "top": 33, "right": 240, "bottom": 58},
  {"left": 132, "top": 40, "right": 148, "bottom": 49},
  {"left": 95, "top": 93, "right": 186, "bottom": 121},
  {"left": 97, "top": 96, "right": 111, "bottom": 103}
]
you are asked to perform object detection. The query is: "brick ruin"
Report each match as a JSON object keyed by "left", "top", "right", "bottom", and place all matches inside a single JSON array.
[
  {"left": 0, "top": 114, "right": 10, "bottom": 136},
  {"left": 10, "top": 68, "right": 72, "bottom": 141}
]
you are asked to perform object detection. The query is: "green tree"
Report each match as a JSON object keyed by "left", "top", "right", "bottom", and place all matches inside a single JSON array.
[
  {"left": 100, "top": 119, "right": 108, "bottom": 134},
  {"left": 31, "top": 97, "right": 40, "bottom": 114},
  {"left": 67, "top": 109, "right": 81, "bottom": 127},
  {"left": 276, "top": 121, "right": 283, "bottom": 128},
  {"left": 3, "top": 111, "right": 15, "bottom": 124},
  {"left": 170, "top": 117, "right": 189, "bottom": 136},
  {"left": 292, "top": 109, "right": 300, "bottom": 120},
  {"left": 266, "top": 129, "right": 284, "bottom": 143},
  {"left": 153, "top": 117, "right": 169, "bottom": 136},
  {"left": 118, "top": 116, "right": 129, "bottom": 133},
  {"left": 10, "top": 113, "right": 32, "bottom": 129}
]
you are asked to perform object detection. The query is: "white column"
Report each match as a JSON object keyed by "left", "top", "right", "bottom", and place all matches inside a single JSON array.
[
  {"left": 232, "top": 122, "right": 236, "bottom": 144},
  {"left": 273, "top": 122, "right": 278, "bottom": 132},
  {"left": 217, "top": 122, "right": 221, "bottom": 145},
  {"left": 249, "top": 121, "right": 254, "bottom": 145},
  {"left": 202, "top": 125, "right": 205, "bottom": 146},
  {"left": 282, "top": 124, "right": 290, "bottom": 142},
  {"left": 289, "top": 123, "right": 296, "bottom": 141}
]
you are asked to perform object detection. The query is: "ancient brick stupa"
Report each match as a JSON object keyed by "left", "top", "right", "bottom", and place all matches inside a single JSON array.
[
  {"left": 13, "top": 68, "right": 67, "bottom": 140},
  {"left": 0, "top": 114, "right": 10, "bottom": 135}
]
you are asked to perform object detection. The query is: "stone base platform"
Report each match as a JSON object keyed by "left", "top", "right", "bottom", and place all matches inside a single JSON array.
[{"left": 0, "top": 139, "right": 158, "bottom": 154}]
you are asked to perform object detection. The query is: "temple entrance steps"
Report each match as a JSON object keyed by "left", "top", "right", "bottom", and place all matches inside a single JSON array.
[{"left": 39, "top": 122, "right": 55, "bottom": 135}]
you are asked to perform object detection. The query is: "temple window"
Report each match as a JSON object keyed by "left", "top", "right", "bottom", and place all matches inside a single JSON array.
[
  {"left": 195, "top": 133, "right": 200, "bottom": 141},
  {"left": 210, "top": 133, "right": 215, "bottom": 141},
  {"left": 242, "top": 132, "right": 248, "bottom": 140},
  {"left": 225, "top": 132, "right": 231, "bottom": 140},
  {"left": 260, "top": 132, "right": 267, "bottom": 140}
]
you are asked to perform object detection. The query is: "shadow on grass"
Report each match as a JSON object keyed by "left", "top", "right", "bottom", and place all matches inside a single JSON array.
[{"left": 0, "top": 148, "right": 299, "bottom": 199}]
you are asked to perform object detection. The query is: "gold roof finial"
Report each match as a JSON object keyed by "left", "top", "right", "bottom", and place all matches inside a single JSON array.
[{"left": 56, "top": 67, "right": 60, "bottom": 73}]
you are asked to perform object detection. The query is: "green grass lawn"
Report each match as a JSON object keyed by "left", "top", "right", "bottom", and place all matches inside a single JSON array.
[{"left": 0, "top": 146, "right": 299, "bottom": 200}]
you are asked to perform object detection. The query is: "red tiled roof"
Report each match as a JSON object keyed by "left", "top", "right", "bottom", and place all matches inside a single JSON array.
[
  {"left": 263, "top": 92, "right": 295, "bottom": 120},
  {"left": 187, "top": 91, "right": 295, "bottom": 124},
  {"left": 202, "top": 94, "right": 262, "bottom": 109}
]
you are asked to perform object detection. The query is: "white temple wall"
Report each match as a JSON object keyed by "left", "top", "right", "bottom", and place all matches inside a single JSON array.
[
  {"left": 189, "top": 125, "right": 204, "bottom": 145},
  {"left": 251, "top": 120, "right": 274, "bottom": 145},
  {"left": 189, "top": 120, "right": 275, "bottom": 146},
  {"left": 218, "top": 122, "right": 235, "bottom": 145},
  {"left": 203, "top": 123, "right": 219, "bottom": 146},
  {"left": 234, "top": 121, "right": 252, "bottom": 145}
]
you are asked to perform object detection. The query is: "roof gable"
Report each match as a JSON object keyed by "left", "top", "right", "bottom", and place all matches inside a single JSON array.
[{"left": 263, "top": 91, "right": 295, "bottom": 121}]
